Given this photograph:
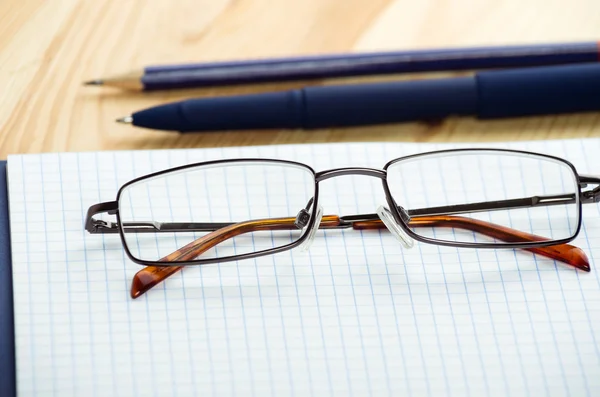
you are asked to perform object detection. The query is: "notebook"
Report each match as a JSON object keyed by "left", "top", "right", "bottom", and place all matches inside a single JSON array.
[
  {"left": 0, "top": 161, "right": 16, "bottom": 397},
  {"left": 7, "top": 139, "right": 600, "bottom": 396}
]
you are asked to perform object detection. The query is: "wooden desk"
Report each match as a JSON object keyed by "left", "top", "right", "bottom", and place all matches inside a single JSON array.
[{"left": 1, "top": 0, "right": 600, "bottom": 159}]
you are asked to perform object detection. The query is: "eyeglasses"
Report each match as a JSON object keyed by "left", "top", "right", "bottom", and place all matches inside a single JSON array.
[{"left": 85, "top": 148, "right": 600, "bottom": 299}]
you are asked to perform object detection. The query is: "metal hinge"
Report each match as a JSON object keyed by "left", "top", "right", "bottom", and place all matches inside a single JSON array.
[
  {"left": 89, "top": 219, "right": 119, "bottom": 233},
  {"left": 582, "top": 186, "right": 600, "bottom": 204}
]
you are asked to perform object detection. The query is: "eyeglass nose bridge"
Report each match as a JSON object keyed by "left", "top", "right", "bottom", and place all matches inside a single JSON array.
[
  {"left": 315, "top": 167, "right": 387, "bottom": 182},
  {"left": 312, "top": 166, "right": 415, "bottom": 248}
]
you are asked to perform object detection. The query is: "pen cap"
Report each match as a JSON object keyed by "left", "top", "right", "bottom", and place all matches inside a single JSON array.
[{"left": 476, "top": 63, "right": 600, "bottom": 118}]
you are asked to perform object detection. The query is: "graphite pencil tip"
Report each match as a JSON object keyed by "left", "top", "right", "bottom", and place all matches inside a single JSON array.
[
  {"left": 83, "top": 79, "right": 104, "bottom": 86},
  {"left": 116, "top": 116, "right": 133, "bottom": 124}
]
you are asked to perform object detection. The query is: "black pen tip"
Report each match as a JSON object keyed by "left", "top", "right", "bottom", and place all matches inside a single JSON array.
[
  {"left": 116, "top": 116, "right": 133, "bottom": 124},
  {"left": 83, "top": 79, "right": 104, "bottom": 86}
]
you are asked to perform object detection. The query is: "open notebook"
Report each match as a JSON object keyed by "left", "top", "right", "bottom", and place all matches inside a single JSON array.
[{"left": 7, "top": 139, "right": 600, "bottom": 396}]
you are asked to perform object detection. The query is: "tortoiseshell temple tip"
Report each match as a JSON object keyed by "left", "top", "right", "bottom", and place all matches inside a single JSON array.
[
  {"left": 564, "top": 246, "right": 591, "bottom": 272},
  {"left": 528, "top": 242, "right": 591, "bottom": 272},
  {"left": 130, "top": 266, "right": 184, "bottom": 299},
  {"left": 130, "top": 272, "right": 156, "bottom": 299}
]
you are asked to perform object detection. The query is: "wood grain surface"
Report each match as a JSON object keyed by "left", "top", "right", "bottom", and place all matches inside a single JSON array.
[{"left": 2, "top": 0, "right": 600, "bottom": 159}]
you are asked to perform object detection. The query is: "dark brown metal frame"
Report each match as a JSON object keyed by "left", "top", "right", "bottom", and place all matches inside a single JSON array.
[{"left": 85, "top": 148, "right": 600, "bottom": 267}]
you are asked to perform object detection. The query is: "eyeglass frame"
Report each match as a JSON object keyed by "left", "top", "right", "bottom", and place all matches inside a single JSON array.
[{"left": 85, "top": 148, "right": 600, "bottom": 268}]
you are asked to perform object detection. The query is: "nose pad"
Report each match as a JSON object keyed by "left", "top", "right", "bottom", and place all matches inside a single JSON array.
[
  {"left": 376, "top": 205, "right": 414, "bottom": 249},
  {"left": 299, "top": 205, "right": 324, "bottom": 252}
]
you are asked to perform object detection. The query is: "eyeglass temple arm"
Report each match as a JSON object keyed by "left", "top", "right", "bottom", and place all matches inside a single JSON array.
[
  {"left": 130, "top": 214, "right": 590, "bottom": 299},
  {"left": 129, "top": 214, "right": 341, "bottom": 298},
  {"left": 356, "top": 215, "right": 589, "bottom": 271},
  {"left": 85, "top": 187, "right": 598, "bottom": 235},
  {"left": 84, "top": 174, "right": 600, "bottom": 235}
]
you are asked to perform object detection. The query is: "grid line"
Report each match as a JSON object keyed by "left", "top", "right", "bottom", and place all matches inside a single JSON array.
[
  {"left": 76, "top": 153, "right": 98, "bottom": 397},
  {"left": 339, "top": 144, "right": 373, "bottom": 397},
  {"left": 111, "top": 151, "right": 137, "bottom": 397},
  {"left": 473, "top": 155, "right": 508, "bottom": 395}
]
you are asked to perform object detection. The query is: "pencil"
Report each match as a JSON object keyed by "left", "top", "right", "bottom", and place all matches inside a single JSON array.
[{"left": 85, "top": 41, "right": 600, "bottom": 91}]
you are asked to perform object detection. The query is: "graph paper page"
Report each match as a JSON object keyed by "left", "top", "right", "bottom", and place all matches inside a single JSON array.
[{"left": 7, "top": 139, "right": 600, "bottom": 397}]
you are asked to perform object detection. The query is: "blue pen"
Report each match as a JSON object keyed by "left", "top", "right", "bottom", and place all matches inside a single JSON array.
[{"left": 117, "top": 63, "right": 600, "bottom": 132}]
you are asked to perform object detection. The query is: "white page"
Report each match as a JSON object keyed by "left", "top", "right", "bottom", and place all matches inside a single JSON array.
[{"left": 8, "top": 139, "right": 600, "bottom": 397}]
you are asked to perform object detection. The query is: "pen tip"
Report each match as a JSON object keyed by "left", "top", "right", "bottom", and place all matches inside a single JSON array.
[
  {"left": 116, "top": 116, "right": 133, "bottom": 124},
  {"left": 83, "top": 79, "right": 104, "bottom": 86}
]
